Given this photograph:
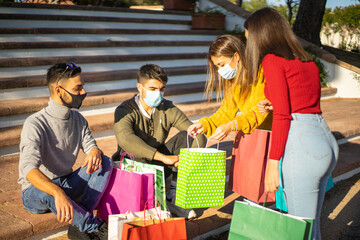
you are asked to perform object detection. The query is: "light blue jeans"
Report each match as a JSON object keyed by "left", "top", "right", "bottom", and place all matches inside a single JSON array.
[
  {"left": 22, "top": 155, "right": 113, "bottom": 233},
  {"left": 282, "top": 114, "right": 338, "bottom": 240}
]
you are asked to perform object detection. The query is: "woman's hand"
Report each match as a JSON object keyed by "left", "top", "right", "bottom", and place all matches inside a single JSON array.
[
  {"left": 209, "top": 121, "right": 234, "bottom": 141},
  {"left": 257, "top": 99, "right": 273, "bottom": 115},
  {"left": 265, "top": 159, "right": 279, "bottom": 192},
  {"left": 188, "top": 122, "right": 204, "bottom": 138}
]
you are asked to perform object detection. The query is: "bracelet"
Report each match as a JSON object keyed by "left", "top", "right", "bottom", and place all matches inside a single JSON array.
[{"left": 233, "top": 120, "right": 237, "bottom": 132}]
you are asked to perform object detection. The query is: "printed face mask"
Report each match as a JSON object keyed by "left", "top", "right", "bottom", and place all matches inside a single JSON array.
[
  {"left": 217, "top": 56, "right": 237, "bottom": 80},
  {"left": 142, "top": 86, "right": 164, "bottom": 108},
  {"left": 59, "top": 86, "right": 87, "bottom": 109}
]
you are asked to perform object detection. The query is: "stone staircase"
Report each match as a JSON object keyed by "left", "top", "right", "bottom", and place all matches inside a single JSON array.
[{"left": 0, "top": 2, "right": 224, "bottom": 158}]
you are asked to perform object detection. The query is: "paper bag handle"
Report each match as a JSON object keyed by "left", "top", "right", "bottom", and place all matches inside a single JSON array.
[
  {"left": 205, "top": 138, "right": 220, "bottom": 149},
  {"left": 143, "top": 199, "right": 162, "bottom": 225},
  {"left": 119, "top": 152, "right": 135, "bottom": 170},
  {"left": 186, "top": 134, "right": 200, "bottom": 149}
]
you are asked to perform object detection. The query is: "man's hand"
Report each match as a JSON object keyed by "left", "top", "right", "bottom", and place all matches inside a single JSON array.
[
  {"left": 188, "top": 122, "right": 204, "bottom": 138},
  {"left": 154, "top": 152, "right": 179, "bottom": 167},
  {"left": 82, "top": 148, "right": 103, "bottom": 174},
  {"left": 209, "top": 121, "right": 233, "bottom": 141},
  {"left": 265, "top": 159, "right": 280, "bottom": 193},
  {"left": 26, "top": 169, "right": 74, "bottom": 224},
  {"left": 54, "top": 189, "right": 74, "bottom": 223},
  {"left": 257, "top": 99, "right": 273, "bottom": 115}
]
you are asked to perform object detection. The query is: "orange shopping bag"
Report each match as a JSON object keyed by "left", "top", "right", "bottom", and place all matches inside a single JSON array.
[{"left": 121, "top": 200, "right": 187, "bottom": 240}]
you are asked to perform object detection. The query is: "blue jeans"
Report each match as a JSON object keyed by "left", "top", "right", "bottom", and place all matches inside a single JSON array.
[
  {"left": 281, "top": 114, "right": 338, "bottom": 240},
  {"left": 22, "top": 155, "right": 113, "bottom": 233}
]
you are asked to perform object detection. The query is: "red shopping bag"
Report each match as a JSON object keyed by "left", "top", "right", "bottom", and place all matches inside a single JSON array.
[
  {"left": 96, "top": 153, "right": 154, "bottom": 222},
  {"left": 228, "top": 115, "right": 275, "bottom": 203},
  {"left": 121, "top": 200, "right": 187, "bottom": 240}
]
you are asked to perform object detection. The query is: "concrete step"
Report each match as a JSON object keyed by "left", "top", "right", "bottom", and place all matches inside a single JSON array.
[
  {"left": 0, "top": 15, "right": 191, "bottom": 30},
  {"left": 0, "top": 13, "right": 191, "bottom": 25},
  {"left": 0, "top": 58, "right": 207, "bottom": 79},
  {"left": 0, "top": 40, "right": 213, "bottom": 50},
  {"left": 0, "top": 100, "right": 222, "bottom": 153},
  {"left": 0, "top": 65, "right": 206, "bottom": 99},
  {"left": 1, "top": 98, "right": 359, "bottom": 156},
  {"left": 0, "top": 81, "right": 207, "bottom": 117},
  {"left": 0, "top": 28, "right": 221, "bottom": 43},
  {"left": 0, "top": 52, "right": 207, "bottom": 68},
  {"left": 0, "top": 2, "right": 192, "bottom": 20},
  {"left": 0, "top": 45, "right": 209, "bottom": 60}
]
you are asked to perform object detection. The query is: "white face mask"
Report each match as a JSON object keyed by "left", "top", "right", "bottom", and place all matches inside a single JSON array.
[
  {"left": 141, "top": 86, "right": 164, "bottom": 108},
  {"left": 217, "top": 56, "right": 237, "bottom": 80}
]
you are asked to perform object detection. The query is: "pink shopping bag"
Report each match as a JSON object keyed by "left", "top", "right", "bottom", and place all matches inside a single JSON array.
[{"left": 96, "top": 153, "right": 154, "bottom": 222}]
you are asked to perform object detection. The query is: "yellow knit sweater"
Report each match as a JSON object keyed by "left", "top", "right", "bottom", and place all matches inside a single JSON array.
[{"left": 199, "top": 71, "right": 272, "bottom": 137}]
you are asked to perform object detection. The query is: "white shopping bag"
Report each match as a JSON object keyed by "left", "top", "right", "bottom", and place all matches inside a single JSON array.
[{"left": 108, "top": 207, "right": 171, "bottom": 240}]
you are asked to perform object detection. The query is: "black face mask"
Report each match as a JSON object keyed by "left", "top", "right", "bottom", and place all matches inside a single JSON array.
[{"left": 59, "top": 86, "right": 87, "bottom": 109}]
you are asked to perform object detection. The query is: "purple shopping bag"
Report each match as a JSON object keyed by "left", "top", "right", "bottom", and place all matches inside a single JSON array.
[{"left": 97, "top": 153, "right": 154, "bottom": 222}]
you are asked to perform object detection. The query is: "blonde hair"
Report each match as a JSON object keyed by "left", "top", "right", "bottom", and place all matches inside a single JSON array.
[{"left": 205, "top": 35, "right": 250, "bottom": 102}]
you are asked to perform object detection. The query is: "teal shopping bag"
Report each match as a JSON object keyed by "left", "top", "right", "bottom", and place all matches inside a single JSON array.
[
  {"left": 229, "top": 200, "right": 313, "bottom": 240},
  {"left": 275, "top": 158, "right": 288, "bottom": 212},
  {"left": 175, "top": 141, "right": 226, "bottom": 209}
]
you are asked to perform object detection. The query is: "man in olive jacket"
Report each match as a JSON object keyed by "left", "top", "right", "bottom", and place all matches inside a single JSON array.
[{"left": 112, "top": 64, "right": 206, "bottom": 219}]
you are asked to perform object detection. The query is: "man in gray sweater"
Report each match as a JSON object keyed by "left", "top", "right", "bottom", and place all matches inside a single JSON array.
[{"left": 18, "top": 63, "right": 113, "bottom": 240}]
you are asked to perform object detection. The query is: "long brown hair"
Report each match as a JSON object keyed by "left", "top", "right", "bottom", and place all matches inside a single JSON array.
[
  {"left": 205, "top": 35, "right": 250, "bottom": 102},
  {"left": 244, "top": 7, "right": 312, "bottom": 84}
]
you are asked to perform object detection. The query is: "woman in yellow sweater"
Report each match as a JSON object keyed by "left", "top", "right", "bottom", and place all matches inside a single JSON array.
[{"left": 188, "top": 35, "right": 272, "bottom": 140}]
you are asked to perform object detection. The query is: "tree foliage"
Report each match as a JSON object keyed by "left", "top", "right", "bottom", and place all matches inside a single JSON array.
[
  {"left": 322, "top": 4, "right": 360, "bottom": 50},
  {"left": 242, "top": 0, "right": 268, "bottom": 12}
]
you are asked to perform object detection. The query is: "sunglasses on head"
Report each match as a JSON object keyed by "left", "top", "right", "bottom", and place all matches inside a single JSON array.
[{"left": 56, "top": 62, "right": 79, "bottom": 85}]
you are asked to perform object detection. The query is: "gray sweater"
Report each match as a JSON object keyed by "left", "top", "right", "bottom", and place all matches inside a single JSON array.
[{"left": 18, "top": 98, "right": 97, "bottom": 191}]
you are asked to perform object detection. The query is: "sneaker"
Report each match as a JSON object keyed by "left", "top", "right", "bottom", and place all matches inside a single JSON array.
[
  {"left": 166, "top": 198, "right": 197, "bottom": 220},
  {"left": 93, "top": 221, "right": 108, "bottom": 240},
  {"left": 68, "top": 225, "right": 97, "bottom": 240}
]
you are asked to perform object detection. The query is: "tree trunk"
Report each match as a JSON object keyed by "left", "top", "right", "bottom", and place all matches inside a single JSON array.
[
  {"left": 286, "top": 1, "right": 293, "bottom": 23},
  {"left": 293, "top": 0, "right": 327, "bottom": 46},
  {"left": 237, "top": 0, "right": 243, "bottom": 7}
]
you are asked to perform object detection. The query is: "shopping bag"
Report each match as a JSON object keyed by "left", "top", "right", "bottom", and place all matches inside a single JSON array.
[
  {"left": 229, "top": 199, "right": 313, "bottom": 240},
  {"left": 276, "top": 157, "right": 288, "bottom": 212},
  {"left": 121, "top": 200, "right": 187, "bottom": 240},
  {"left": 175, "top": 137, "right": 226, "bottom": 209},
  {"left": 228, "top": 112, "right": 275, "bottom": 203},
  {"left": 96, "top": 153, "right": 154, "bottom": 222},
  {"left": 108, "top": 205, "right": 171, "bottom": 240},
  {"left": 117, "top": 158, "right": 167, "bottom": 210},
  {"left": 326, "top": 174, "right": 334, "bottom": 191}
]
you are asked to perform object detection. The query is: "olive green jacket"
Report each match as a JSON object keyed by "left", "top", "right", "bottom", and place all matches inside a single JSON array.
[{"left": 113, "top": 96, "right": 206, "bottom": 161}]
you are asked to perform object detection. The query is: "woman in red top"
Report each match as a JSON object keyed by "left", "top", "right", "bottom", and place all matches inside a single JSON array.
[{"left": 244, "top": 8, "right": 338, "bottom": 239}]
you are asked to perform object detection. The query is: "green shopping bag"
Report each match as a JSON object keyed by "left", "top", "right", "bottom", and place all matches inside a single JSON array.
[
  {"left": 229, "top": 199, "right": 313, "bottom": 240},
  {"left": 175, "top": 138, "right": 226, "bottom": 209}
]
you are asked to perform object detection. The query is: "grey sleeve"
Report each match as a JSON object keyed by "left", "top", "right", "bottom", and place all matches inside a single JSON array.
[
  {"left": 80, "top": 115, "right": 98, "bottom": 154},
  {"left": 19, "top": 118, "right": 42, "bottom": 181}
]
